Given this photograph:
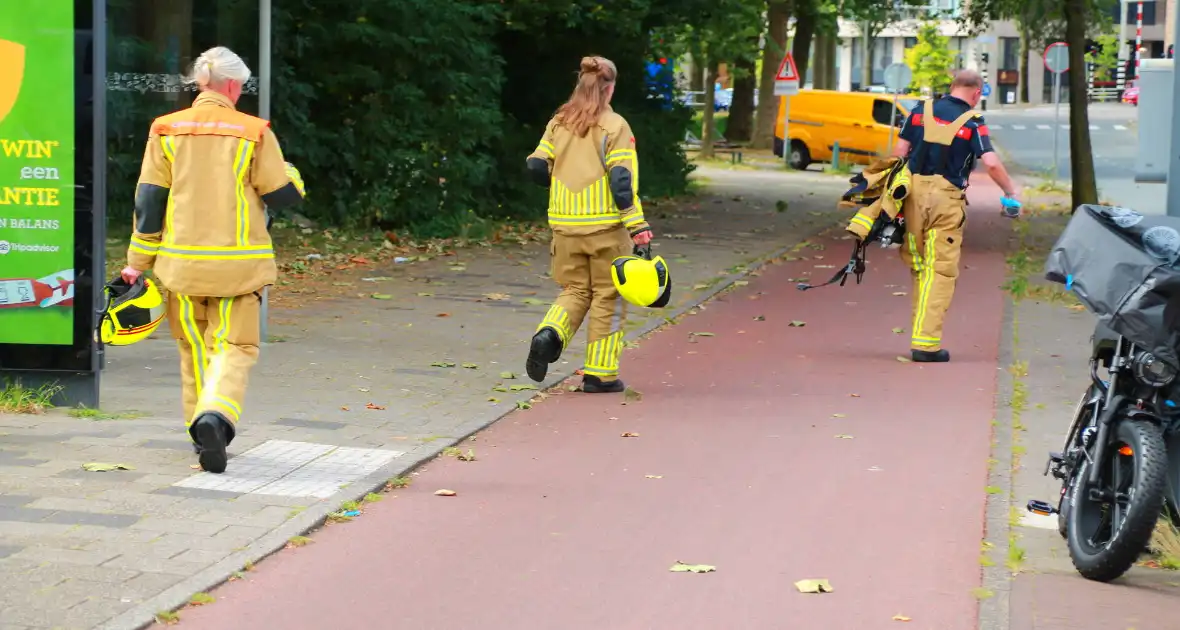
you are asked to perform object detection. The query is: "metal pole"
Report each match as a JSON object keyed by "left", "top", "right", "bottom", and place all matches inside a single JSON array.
[
  {"left": 1166, "top": 0, "right": 1180, "bottom": 216},
  {"left": 863, "top": 21, "right": 870, "bottom": 89},
  {"left": 781, "top": 95, "right": 791, "bottom": 167},
  {"left": 1135, "top": 1, "right": 1145, "bottom": 81},
  {"left": 259, "top": 0, "right": 272, "bottom": 342},
  {"left": 1053, "top": 70, "right": 1062, "bottom": 183},
  {"left": 1117, "top": 0, "right": 1129, "bottom": 90}
]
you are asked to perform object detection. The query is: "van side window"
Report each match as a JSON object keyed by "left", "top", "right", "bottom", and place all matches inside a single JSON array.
[{"left": 872, "top": 99, "right": 897, "bottom": 126}]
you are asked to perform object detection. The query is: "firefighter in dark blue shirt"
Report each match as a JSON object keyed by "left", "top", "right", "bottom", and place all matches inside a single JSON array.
[{"left": 891, "top": 69, "right": 1020, "bottom": 363}]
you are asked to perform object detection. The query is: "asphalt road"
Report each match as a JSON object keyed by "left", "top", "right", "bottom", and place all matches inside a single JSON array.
[{"left": 982, "top": 102, "right": 1138, "bottom": 182}]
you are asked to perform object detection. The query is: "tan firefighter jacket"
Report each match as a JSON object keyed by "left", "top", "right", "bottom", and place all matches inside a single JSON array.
[
  {"left": 525, "top": 106, "right": 650, "bottom": 237},
  {"left": 844, "top": 156, "right": 910, "bottom": 240},
  {"left": 127, "top": 91, "right": 307, "bottom": 297}
]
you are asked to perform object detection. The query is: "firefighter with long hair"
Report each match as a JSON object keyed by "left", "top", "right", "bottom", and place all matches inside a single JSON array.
[
  {"left": 120, "top": 46, "right": 307, "bottom": 473},
  {"left": 523, "top": 56, "right": 653, "bottom": 392}
]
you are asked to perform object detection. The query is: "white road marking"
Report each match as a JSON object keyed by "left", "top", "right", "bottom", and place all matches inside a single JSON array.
[
  {"left": 1114, "top": 124, "right": 1128, "bottom": 130},
  {"left": 990, "top": 124, "right": 1003, "bottom": 130},
  {"left": 1037, "top": 124, "right": 1051, "bottom": 129},
  {"left": 1089, "top": 125, "right": 1100, "bottom": 131},
  {"left": 1011, "top": 125, "right": 1027, "bottom": 130}
]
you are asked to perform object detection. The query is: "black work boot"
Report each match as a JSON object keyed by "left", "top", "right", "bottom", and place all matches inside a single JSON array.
[
  {"left": 526, "top": 328, "right": 563, "bottom": 382},
  {"left": 190, "top": 413, "right": 232, "bottom": 474},
  {"left": 912, "top": 349, "right": 951, "bottom": 363},
  {"left": 582, "top": 375, "right": 626, "bottom": 394}
]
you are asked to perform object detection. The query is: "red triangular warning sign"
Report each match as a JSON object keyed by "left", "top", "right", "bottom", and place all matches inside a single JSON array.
[{"left": 775, "top": 53, "right": 799, "bottom": 82}]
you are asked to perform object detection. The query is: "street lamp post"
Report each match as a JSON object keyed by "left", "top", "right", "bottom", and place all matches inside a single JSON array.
[{"left": 1167, "top": 0, "right": 1180, "bottom": 216}]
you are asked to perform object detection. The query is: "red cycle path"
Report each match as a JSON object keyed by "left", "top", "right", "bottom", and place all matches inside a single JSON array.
[{"left": 177, "top": 181, "right": 1009, "bottom": 630}]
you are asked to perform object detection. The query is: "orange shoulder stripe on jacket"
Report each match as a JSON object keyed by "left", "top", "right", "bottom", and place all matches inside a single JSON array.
[{"left": 151, "top": 108, "right": 269, "bottom": 141}]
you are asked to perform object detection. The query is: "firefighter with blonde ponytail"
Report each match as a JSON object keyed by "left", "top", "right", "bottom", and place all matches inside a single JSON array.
[
  {"left": 119, "top": 46, "right": 307, "bottom": 473},
  {"left": 524, "top": 56, "right": 654, "bottom": 393}
]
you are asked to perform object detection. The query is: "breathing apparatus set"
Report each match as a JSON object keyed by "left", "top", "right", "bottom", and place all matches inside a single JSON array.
[{"left": 797, "top": 157, "right": 911, "bottom": 292}]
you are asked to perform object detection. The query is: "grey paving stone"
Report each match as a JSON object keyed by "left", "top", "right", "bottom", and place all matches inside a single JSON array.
[
  {"left": 99, "top": 553, "right": 214, "bottom": 575},
  {"left": 0, "top": 545, "right": 21, "bottom": 559},
  {"left": 129, "top": 517, "right": 227, "bottom": 536},
  {"left": 52, "top": 467, "right": 148, "bottom": 482},
  {"left": 0, "top": 495, "right": 34, "bottom": 508},
  {"left": 26, "top": 497, "right": 121, "bottom": 513},
  {"left": 275, "top": 417, "right": 348, "bottom": 430},
  {"left": 137, "top": 438, "right": 196, "bottom": 450},
  {"left": 41, "top": 510, "right": 139, "bottom": 528},
  {"left": 0, "top": 453, "right": 49, "bottom": 467},
  {"left": 10, "top": 546, "right": 120, "bottom": 567},
  {"left": 151, "top": 486, "right": 244, "bottom": 500},
  {"left": 0, "top": 506, "right": 52, "bottom": 523}
]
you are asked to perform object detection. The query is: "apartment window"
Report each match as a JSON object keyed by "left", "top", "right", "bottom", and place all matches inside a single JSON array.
[
  {"left": 871, "top": 37, "right": 892, "bottom": 84},
  {"left": 904, "top": 37, "right": 917, "bottom": 49},
  {"left": 1001, "top": 37, "right": 1019, "bottom": 70}
]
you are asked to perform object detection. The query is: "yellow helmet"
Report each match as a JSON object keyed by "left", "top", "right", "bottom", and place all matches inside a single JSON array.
[
  {"left": 98, "top": 276, "right": 165, "bottom": 346},
  {"left": 611, "top": 245, "right": 672, "bottom": 308}
]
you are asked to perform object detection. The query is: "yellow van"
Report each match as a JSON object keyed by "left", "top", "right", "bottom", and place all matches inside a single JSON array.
[{"left": 773, "top": 90, "right": 921, "bottom": 170}]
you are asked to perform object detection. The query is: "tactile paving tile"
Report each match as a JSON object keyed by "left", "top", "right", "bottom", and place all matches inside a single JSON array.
[
  {"left": 251, "top": 446, "right": 404, "bottom": 498},
  {"left": 172, "top": 440, "right": 404, "bottom": 498}
]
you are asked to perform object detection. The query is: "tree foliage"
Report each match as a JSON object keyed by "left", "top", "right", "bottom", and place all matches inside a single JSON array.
[
  {"left": 1089, "top": 31, "right": 1121, "bottom": 81},
  {"left": 904, "top": 22, "right": 956, "bottom": 94}
]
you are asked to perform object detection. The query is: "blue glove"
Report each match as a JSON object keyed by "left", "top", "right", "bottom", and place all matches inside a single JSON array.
[{"left": 1000, "top": 195, "right": 1022, "bottom": 218}]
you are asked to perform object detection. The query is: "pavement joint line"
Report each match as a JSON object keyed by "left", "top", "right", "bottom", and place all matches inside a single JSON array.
[
  {"left": 95, "top": 212, "right": 848, "bottom": 630},
  {"left": 977, "top": 262, "right": 1019, "bottom": 630}
]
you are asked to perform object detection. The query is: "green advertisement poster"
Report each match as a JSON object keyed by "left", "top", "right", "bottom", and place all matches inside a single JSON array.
[{"left": 0, "top": 3, "right": 76, "bottom": 345}]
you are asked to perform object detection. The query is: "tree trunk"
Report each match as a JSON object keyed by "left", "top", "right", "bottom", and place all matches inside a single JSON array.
[
  {"left": 860, "top": 23, "right": 874, "bottom": 88},
  {"left": 702, "top": 63, "right": 720, "bottom": 159},
  {"left": 824, "top": 28, "right": 838, "bottom": 89},
  {"left": 752, "top": 0, "right": 791, "bottom": 149},
  {"left": 792, "top": 1, "right": 817, "bottom": 88},
  {"left": 727, "top": 56, "right": 757, "bottom": 142},
  {"left": 689, "top": 52, "right": 705, "bottom": 93},
  {"left": 813, "top": 33, "right": 829, "bottom": 89},
  {"left": 1065, "top": 0, "right": 1099, "bottom": 208},
  {"left": 1019, "top": 28, "right": 1031, "bottom": 103}
]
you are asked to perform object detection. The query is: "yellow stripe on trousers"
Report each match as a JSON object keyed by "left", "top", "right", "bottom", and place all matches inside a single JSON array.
[
  {"left": 177, "top": 295, "right": 207, "bottom": 401},
  {"left": 538, "top": 304, "right": 572, "bottom": 347},
  {"left": 912, "top": 229, "right": 938, "bottom": 346},
  {"left": 583, "top": 331, "right": 624, "bottom": 378},
  {"left": 196, "top": 297, "right": 243, "bottom": 424}
]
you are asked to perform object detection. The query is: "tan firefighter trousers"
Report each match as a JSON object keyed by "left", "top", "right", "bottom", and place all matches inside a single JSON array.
[
  {"left": 538, "top": 227, "right": 632, "bottom": 380},
  {"left": 166, "top": 291, "right": 261, "bottom": 433},
  {"left": 898, "top": 175, "right": 967, "bottom": 352}
]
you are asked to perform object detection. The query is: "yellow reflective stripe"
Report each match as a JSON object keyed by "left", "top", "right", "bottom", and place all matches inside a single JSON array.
[
  {"left": 195, "top": 298, "right": 243, "bottom": 424},
  {"left": 547, "top": 213, "right": 621, "bottom": 226},
  {"left": 213, "top": 395, "right": 242, "bottom": 422},
  {"left": 538, "top": 304, "right": 572, "bottom": 347},
  {"left": 584, "top": 332, "right": 624, "bottom": 377},
  {"left": 535, "top": 141, "right": 555, "bottom": 158},
  {"left": 232, "top": 139, "right": 256, "bottom": 246},
  {"left": 850, "top": 214, "right": 874, "bottom": 230},
  {"left": 606, "top": 149, "right": 635, "bottom": 160},
  {"left": 906, "top": 233, "right": 922, "bottom": 272},
  {"left": 160, "top": 136, "right": 176, "bottom": 162},
  {"left": 912, "top": 229, "right": 937, "bottom": 342},
  {"left": 129, "top": 236, "right": 160, "bottom": 255},
  {"left": 285, "top": 163, "right": 307, "bottom": 196},
  {"left": 622, "top": 215, "right": 646, "bottom": 228},
  {"left": 177, "top": 296, "right": 207, "bottom": 402}
]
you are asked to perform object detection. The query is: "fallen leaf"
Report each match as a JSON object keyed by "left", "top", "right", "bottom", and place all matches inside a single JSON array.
[
  {"left": 645, "top": 475, "right": 663, "bottom": 479},
  {"left": 753, "top": 315, "right": 766, "bottom": 321},
  {"left": 849, "top": 393, "right": 861, "bottom": 397},
  {"left": 521, "top": 297, "right": 546, "bottom": 306},
  {"left": 516, "top": 401, "right": 532, "bottom": 410},
  {"left": 499, "top": 371, "right": 516, "bottom": 379},
  {"left": 436, "top": 313, "right": 451, "bottom": 317},
  {"left": 190, "top": 464, "right": 201, "bottom": 470},
  {"left": 365, "top": 403, "right": 386, "bottom": 410},
  {"left": 417, "top": 292, "right": 434, "bottom": 297},
  {"left": 492, "top": 386, "right": 508, "bottom": 392},
  {"left": 449, "top": 265, "right": 467, "bottom": 271},
  {"left": 670, "top": 562, "right": 716, "bottom": 573},
  {"left": 509, "top": 384, "right": 537, "bottom": 392},
  {"left": 691, "top": 332, "right": 715, "bottom": 337},
  {"left": 794, "top": 579, "right": 834, "bottom": 593},
  {"left": 892, "top": 615, "right": 912, "bottom": 622},
  {"left": 693, "top": 283, "right": 709, "bottom": 290},
  {"left": 832, "top": 413, "right": 847, "bottom": 418},
  {"left": 892, "top": 292, "right": 907, "bottom": 296},
  {"left": 734, "top": 280, "right": 749, "bottom": 286},
  {"left": 623, "top": 387, "right": 643, "bottom": 403},
  {"left": 370, "top": 293, "right": 393, "bottom": 300},
  {"left": 462, "top": 363, "right": 479, "bottom": 369},
  {"left": 82, "top": 462, "right": 134, "bottom": 472},
  {"left": 431, "top": 361, "right": 456, "bottom": 368},
  {"left": 434, "top": 489, "right": 457, "bottom": 496},
  {"left": 788, "top": 321, "right": 806, "bottom": 327},
  {"left": 483, "top": 292, "right": 510, "bottom": 301},
  {"left": 896, "top": 356, "right": 912, "bottom": 363},
  {"left": 340, "top": 406, "right": 351, "bottom": 411},
  {"left": 621, "top": 432, "right": 640, "bottom": 438},
  {"left": 835, "top": 434, "right": 854, "bottom": 439},
  {"left": 891, "top": 327, "right": 904, "bottom": 334},
  {"left": 487, "top": 397, "right": 500, "bottom": 403}
]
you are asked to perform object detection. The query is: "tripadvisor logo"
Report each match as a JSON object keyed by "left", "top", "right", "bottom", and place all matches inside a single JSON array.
[{"left": 0, "top": 39, "right": 25, "bottom": 125}]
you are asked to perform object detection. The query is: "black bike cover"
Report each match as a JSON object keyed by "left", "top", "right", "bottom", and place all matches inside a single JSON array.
[{"left": 1045, "top": 204, "right": 1180, "bottom": 369}]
